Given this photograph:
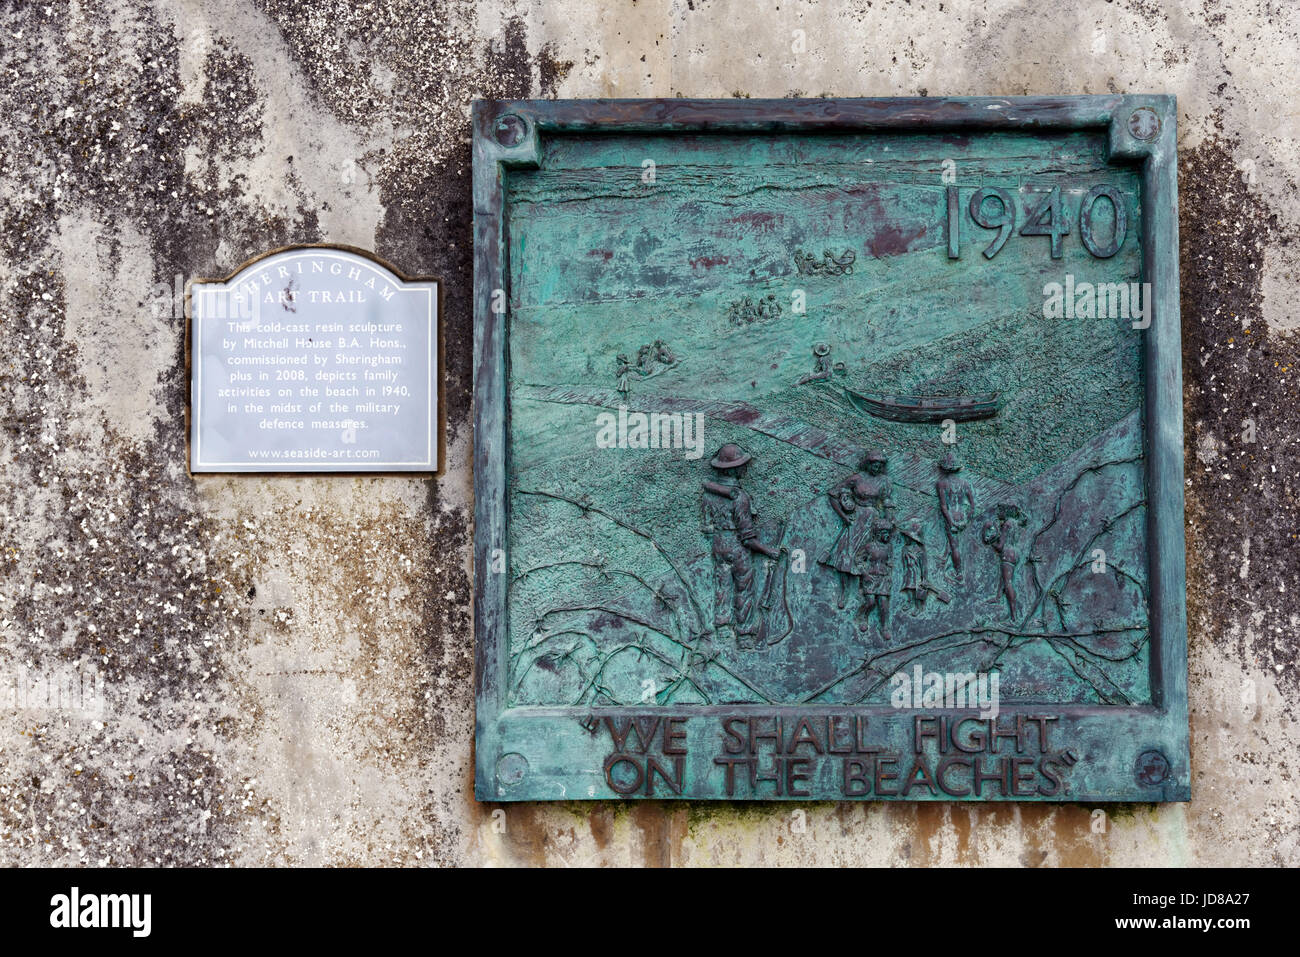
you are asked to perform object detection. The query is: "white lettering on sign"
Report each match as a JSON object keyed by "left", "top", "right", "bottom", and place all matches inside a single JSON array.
[{"left": 190, "top": 249, "right": 438, "bottom": 473}]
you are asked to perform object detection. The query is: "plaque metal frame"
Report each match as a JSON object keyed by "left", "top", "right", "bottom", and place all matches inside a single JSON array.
[{"left": 473, "top": 97, "right": 1187, "bottom": 802}]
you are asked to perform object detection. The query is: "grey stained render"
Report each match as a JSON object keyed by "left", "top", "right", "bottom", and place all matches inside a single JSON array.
[{"left": 0, "top": 0, "right": 1296, "bottom": 865}]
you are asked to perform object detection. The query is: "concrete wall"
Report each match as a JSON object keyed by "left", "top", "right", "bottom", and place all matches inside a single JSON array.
[{"left": 0, "top": 0, "right": 1295, "bottom": 866}]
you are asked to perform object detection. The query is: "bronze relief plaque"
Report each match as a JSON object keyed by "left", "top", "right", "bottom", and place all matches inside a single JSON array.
[{"left": 473, "top": 97, "right": 1188, "bottom": 801}]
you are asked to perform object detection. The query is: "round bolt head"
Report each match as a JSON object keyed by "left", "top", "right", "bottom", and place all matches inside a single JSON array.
[
  {"left": 496, "top": 751, "right": 528, "bottom": 786},
  {"left": 494, "top": 114, "right": 528, "bottom": 148},
  {"left": 1135, "top": 749, "right": 1170, "bottom": 786},
  {"left": 1127, "top": 107, "right": 1161, "bottom": 142}
]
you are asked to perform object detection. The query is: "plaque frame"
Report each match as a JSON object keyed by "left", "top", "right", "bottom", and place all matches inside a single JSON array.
[{"left": 472, "top": 96, "right": 1187, "bottom": 802}]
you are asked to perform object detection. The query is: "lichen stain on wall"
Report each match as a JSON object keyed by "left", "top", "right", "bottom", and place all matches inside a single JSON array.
[{"left": 0, "top": 0, "right": 1295, "bottom": 866}]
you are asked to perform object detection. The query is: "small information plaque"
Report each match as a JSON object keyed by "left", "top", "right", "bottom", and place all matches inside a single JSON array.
[{"left": 189, "top": 247, "right": 438, "bottom": 473}]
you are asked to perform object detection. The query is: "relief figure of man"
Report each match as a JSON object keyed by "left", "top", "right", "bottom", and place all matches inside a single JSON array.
[{"left": 701, "top": 443, "right": 777, "bottom": 637}]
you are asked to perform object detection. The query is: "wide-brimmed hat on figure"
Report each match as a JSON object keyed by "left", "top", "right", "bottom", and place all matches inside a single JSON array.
[{"left": 710, "top": 443, "right": 752, "bottom": 470}]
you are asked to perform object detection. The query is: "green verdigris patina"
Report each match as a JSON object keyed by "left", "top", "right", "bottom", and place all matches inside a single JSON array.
[{"left": 473, "top": 97, "right": 1187, "bottom": 802}]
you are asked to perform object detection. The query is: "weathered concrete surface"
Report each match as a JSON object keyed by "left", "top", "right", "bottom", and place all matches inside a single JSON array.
[{"left": 0, "top": 0, "right": 1295, "bottom": 866}]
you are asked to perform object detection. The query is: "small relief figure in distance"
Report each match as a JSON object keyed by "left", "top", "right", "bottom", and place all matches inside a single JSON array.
[
  {"left": 796, "top": 342, "right": 845, "bottom": 385},
  {"left": 701, "top": 444, "right": 780, "bottom": 642},
  {"left": 982, "top": 503, "right": 1026, "bottom": 621},
  {"left": 857, "top": 518, "right": 896, "bottom": 640},
  {"left": 936, "top": 449, "right": 976, "bottom": 583},
  {"left": 635, "top": 342, "right": 656, "bottom": 376},
  {"left": 726, "top": 294, "right": 782, "bottom": 326},
  {"left": 615, "top": 353, "right": 633, "bottom": 395},
  {"left": 616, "top": 341, "right": 678, "bottom": 394},
  {"left": 653, "top": 339, "right": 677, "bottom": 366}
]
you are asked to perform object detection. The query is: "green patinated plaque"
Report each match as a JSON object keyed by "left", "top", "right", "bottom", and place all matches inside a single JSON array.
[{"left": 473, "top": 97, "right": 1188, "bottom": 802}]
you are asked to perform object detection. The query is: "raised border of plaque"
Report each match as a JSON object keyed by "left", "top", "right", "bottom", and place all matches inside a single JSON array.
[
  {"left": 472, "top": 96, "right": 1187, "bottom": 802},
  {"left": 187, "top": 245, "right": 443, "bottom": 476}
]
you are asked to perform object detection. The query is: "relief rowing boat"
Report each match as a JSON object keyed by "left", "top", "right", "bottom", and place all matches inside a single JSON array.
[{"left": 844, "top": 387, "right": 1000, "bottom": 423}]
